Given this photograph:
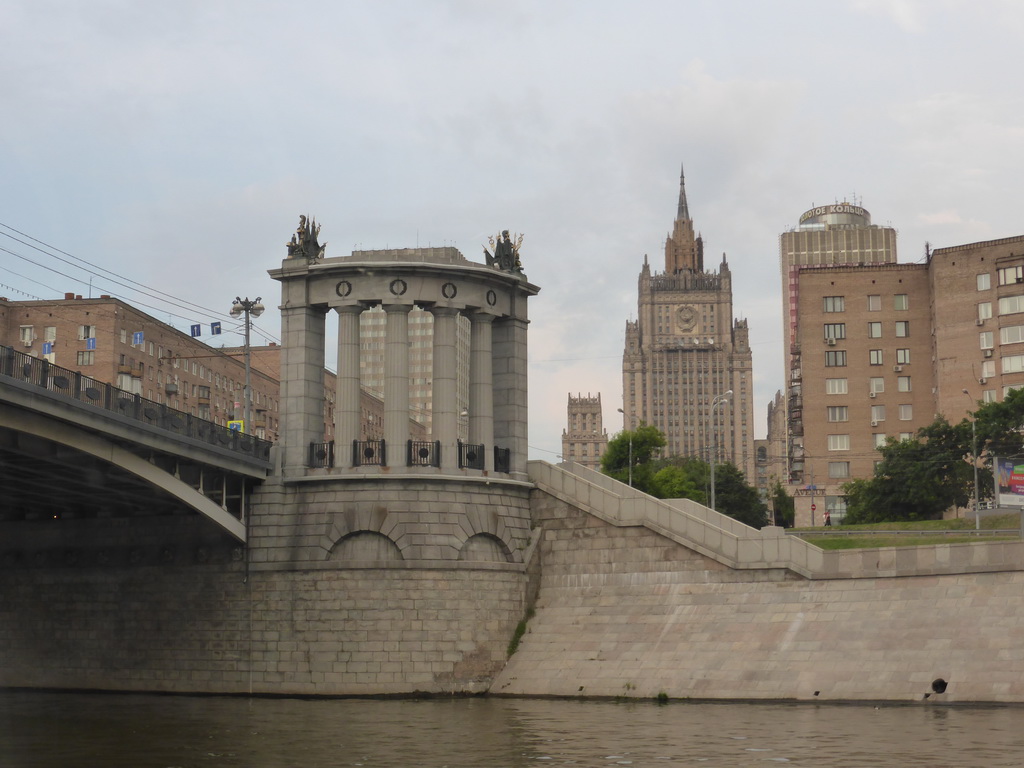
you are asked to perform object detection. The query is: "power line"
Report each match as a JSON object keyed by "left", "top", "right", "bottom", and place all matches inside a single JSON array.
[{"left": 0, "top": 225, "right": 281, "bottom": 345}]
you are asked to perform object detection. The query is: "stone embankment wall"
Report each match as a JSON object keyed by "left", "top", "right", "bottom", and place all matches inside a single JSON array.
[
  {"left": 0, "top": 477, "right": 537, "bottom": 695},
  {"left": 493, "top": 464, "right": 1024, "bottom": 703}
]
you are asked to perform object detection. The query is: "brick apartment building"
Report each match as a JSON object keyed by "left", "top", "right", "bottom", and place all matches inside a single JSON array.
[
  {"left": 781, "top": 233, "right": 1024, "bottom": 526},
  {"left": 0, "top": 294, "right": 424, "bottom": 443}
]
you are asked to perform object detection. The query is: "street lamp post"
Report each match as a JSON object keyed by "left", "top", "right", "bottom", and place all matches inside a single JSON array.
[
  {"left": 962, "top": 389, "right": 981, "bottom": 530},
  {"left": 709, "top": 390, "right": 733, "bottom": 512},
  {"left": 230, "top": 296, "right": 265, "bottom": 434},
  {"left": 617, "top": 407, "right": 634, "bottom": 487}
]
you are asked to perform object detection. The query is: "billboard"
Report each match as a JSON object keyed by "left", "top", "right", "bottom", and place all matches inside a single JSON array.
[{"left": 995, "top": 458, "right": 1024, "bottom": 508}]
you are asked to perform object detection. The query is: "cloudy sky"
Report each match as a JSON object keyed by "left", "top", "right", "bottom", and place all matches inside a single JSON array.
[{"left": 4, "top": 0, "right": 1024, "bottom": 460}]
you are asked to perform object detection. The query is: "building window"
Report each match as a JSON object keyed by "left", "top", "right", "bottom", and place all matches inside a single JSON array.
[
  {"left": 869, "top": 349, "right": 883, "bottom": 365},
  {"left": 868, "top": 322, "right": 882, "bottom": 338},
  {"left": 78, "top": 325, "right": 96, "bottom": 340},
  {"left": 825, "top": 350, "right": 847, "bottom": 367},
  {"left": 827, "top": 406, "right": 849, "bottom": 422},
  {"left": 896, "top": 348, "right": 911, "bottom": 365},
  {"left": 823, "top": 296, "right": 845, "bottom": 313},
  {"left": 983, "top": 389, "right": 998, "bottom": 403},
  {"left": 978, "top": 273, "right": 991, "bottom": 291},
  {"left": 827, "top": 434, "right": 850, "bottom": 451},
  {"left": 826, "top": 378, "right": 848, "bottom": 395},
  {"left": 824, "top": 323, "right": 846, "bottom": 340},
  {"left": 44, "top": 326, "right": 56, "bottom": 341},
  {"left": 1001, "top": 325, "right": 1024, "bottom": 345},
  {"left": 867, "top": 294, "right": 881, "bottom": 311},
  {"left": 19, "top": 325, "right": 34, "bottom": 345},
  {"left": 899, "top": 432, "right": 914, "bottom": 441},
  {"left": 980, "top": 331, "right": 994, "bottom": 349},
  {"left": 77, "top": 351, "right": 95, "bottom": 365},
  {"left": 979, "top": 302, "right": 993, "bottom": 321},
  {"left": 828, "top": 462, "right": 850, "bottom": 479},
  {"left": 870, "top": 377, "right": 885, "bottom": 394},
  {"left": 871, "top": 404, "right": 886, "bottom": 422},
  {"left": 893, "top": 294, "right": 909, "bottom": 310},
  {"left": 999, "top": 295, "right": 1024, "bottom": 315},
  {"left": 895, "top": 321, "right": 909, "bottom": 338},
  {"left": 998, "top": 265, "right": 1024, "bottom": 285},
  {"left": 897, "top": 376, "right": 912, "bottom": 392},
  {"left": 982, "top": 360, "right": 995, "bottom": 379},
  {"left": 873, "top": 433, "right": 887, "bottom": 448},
  {"left": 899, "top": 404, "right": 913, "bottom": 420},
  {"left": 1002, "top": 355, "right": 1024, "bottom": 374}
]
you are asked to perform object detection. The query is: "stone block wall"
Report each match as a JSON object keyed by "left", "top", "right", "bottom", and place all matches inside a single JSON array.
[
  {"left": 0, "top": 494, "right": 533, "bottom": 695},
  {"left": 492, "top": 490, "right": 1024, "bottom": 703}
]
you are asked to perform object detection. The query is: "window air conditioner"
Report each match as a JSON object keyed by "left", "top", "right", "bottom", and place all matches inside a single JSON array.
[
  {"left": 985, "top": 349, "right": 993, "bottom": 358},
  {"left": 871, "top": 421, "right": 879, "bottom": 427},
  {"left": 827, "top": 338, "right": 836, "bottom": 346},
  {"left": 894, "top": 365, "right": 903, "bottom": 373},
  {"left": 976, "top": 319, "right": 985, "bottom": 326},
  {"left": 870, "top": 392, "right": 877, "bottom": 398}
]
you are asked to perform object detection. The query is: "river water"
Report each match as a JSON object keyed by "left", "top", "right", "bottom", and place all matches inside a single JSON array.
[{"left": 2, "top": 691, "right": 1023, "bottom": 767}]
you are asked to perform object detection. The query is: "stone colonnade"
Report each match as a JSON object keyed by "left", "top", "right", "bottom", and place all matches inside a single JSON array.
[{"left": 271, "top": 252, "right": 539, "bottom": 478}]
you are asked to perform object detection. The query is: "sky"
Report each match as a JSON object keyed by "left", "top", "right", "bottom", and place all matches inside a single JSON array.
[{"left": 3, "top": 0, "right": 1024, "bottom": 461}]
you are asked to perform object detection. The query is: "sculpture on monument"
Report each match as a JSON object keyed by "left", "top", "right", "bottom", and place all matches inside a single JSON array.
[
  {"left": 483, "top": 230, "right": 524, "bottom": 273},
  {"left": 286, "top": 215, "right": 327, "bottom": 262}
]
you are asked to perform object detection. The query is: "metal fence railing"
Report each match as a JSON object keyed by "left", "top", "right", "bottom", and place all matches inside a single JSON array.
[{"left": 1, "top": 344, "right": 273, "bottom": 462}]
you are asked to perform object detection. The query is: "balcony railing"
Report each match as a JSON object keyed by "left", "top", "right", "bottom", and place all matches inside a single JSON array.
[
  {"left": 352, "top": 439, "right": 386, "bottom": 467},
  {"left": 1, "top": 344, "right": 272, "bottom": 461},
  {"left": 308, "top": 440, "right": 334, "bottom": 468},
  {"left": 407, "top": 439, "right": 440, "bottom": 467},
  {"left": 458, "top": 441, "right": 485, "bottom": 470}
]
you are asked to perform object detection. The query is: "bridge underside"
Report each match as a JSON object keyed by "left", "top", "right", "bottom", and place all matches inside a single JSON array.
[{"left": 0, "top": 410, "right": 249, "bottom": 541}]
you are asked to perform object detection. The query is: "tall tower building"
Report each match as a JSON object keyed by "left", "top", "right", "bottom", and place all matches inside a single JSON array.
[
  {"left": 621, "top": 167, "right": 755, "bottom": 481},
  {"left": 561, "top": 392, "right": 608, "bottom": 470},
  {"left": 779, "top": 204, "right": 898, "bottom": 511}
]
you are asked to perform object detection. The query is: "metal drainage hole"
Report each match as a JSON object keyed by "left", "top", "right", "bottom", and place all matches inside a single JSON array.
[
  {"left": 418, "top": 447, "right": 430, "bottom": 459},
  {"left": 931, "top": 678, "right": 948, "bottom": 694}
]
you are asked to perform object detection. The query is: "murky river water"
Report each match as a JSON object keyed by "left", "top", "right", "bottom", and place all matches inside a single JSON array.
[{"left": 2, "top": 691, "right": 1023, "bottom": 767}]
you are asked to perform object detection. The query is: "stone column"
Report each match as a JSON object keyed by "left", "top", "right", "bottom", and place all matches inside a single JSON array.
[
  {"left": 492, "top": 316, "right": 529, "bottom": 477},
  {"left": 279, "top": 304, "right": 327, "bottom": 475},
  {"left": 429, "top": 307, "right": 460, "bottom": 470},
  {"left": 334, "top": 305, "right": 363, "bottom": 467},
  {"left": 468, "top": 312, "right": 495, "bottom": 471},
  {"left": 383, "top": 303, "right": 412, "bottom": 467}
]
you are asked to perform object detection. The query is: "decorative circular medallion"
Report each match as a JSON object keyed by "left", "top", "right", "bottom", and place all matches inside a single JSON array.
[
  {"left": 335, "top": 280, "right": 352, "bottom": 297},
  {"left": 389, "top": 278, "right": 407, "bottom": 296},
  {"left": 486, "top": 289, "right": 497, "bottom": 306},
  {"left": 676, "top": 304, "right": 698, "bottom": 333},
  {"left": 441, "top": 282, "right": 457, "bottom": 299}
]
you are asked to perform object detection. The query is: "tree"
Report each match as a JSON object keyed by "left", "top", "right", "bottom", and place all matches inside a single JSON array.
[
  {"left": 600, "top": 424, "right": 666, "bottom": 493},
  {"left": 650, "top": 461, "right": 706, "bottom": 504},
  {"left": 768, "top": 479, "right": 795, "bottom": 527},
  {"left": 710, "top": 462, "right": 769, "bottom": 528},
  {"left": 843, "top": 417, "right": 974, "bottom": 524}
]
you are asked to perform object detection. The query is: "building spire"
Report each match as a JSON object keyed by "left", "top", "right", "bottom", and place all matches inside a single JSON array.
[{"left": 677, "top": 163, "right": 690, "bottom": 221}]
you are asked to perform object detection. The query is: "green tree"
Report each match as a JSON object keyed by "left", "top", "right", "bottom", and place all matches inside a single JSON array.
[
  {"left": 768, "top": 479, "right": 795, "bottom": 527},
  {"left": 650, "top": 462, "right": 706, "bottom": 504},
  {"left": 843, "top": 417, "right": 974, "bottom": 524},
  {"left": 600, "top": 424, "right": 666, "bottom": 493},
  {"left": 711, "top": 462, "right": 769, "bottom": 528}
]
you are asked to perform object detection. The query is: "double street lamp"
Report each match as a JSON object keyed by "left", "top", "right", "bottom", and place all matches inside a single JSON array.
[
  {"left": 230, "top": 296, "right": 265, "bottom": 434},
  {"left": 962, "top": 388, "right": 981, "bottom": 530},
  {"left": 709, "top": 390, "right": 733, "bottom": 512}
]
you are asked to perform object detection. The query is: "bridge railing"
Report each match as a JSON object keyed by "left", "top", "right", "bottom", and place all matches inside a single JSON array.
[{"left": 1, "top": 344, "right": 273, "bottom": 461}]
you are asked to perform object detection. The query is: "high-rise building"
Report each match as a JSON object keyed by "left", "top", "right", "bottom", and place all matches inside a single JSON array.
[
  {"left": 783, "top": 230, "right": 1024, "bottom": 526},
  {"left": 354, "top": 248, "right": 471, "bottom": 434},
  {"left": 621, "top": 167, "right": 755, "bottom": 480},
  {"left": 779, "top": 204, "right": 899, "bottom": 517},
  {"left": 561, "top": 392, "right": 608, "bottom": 470}
]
